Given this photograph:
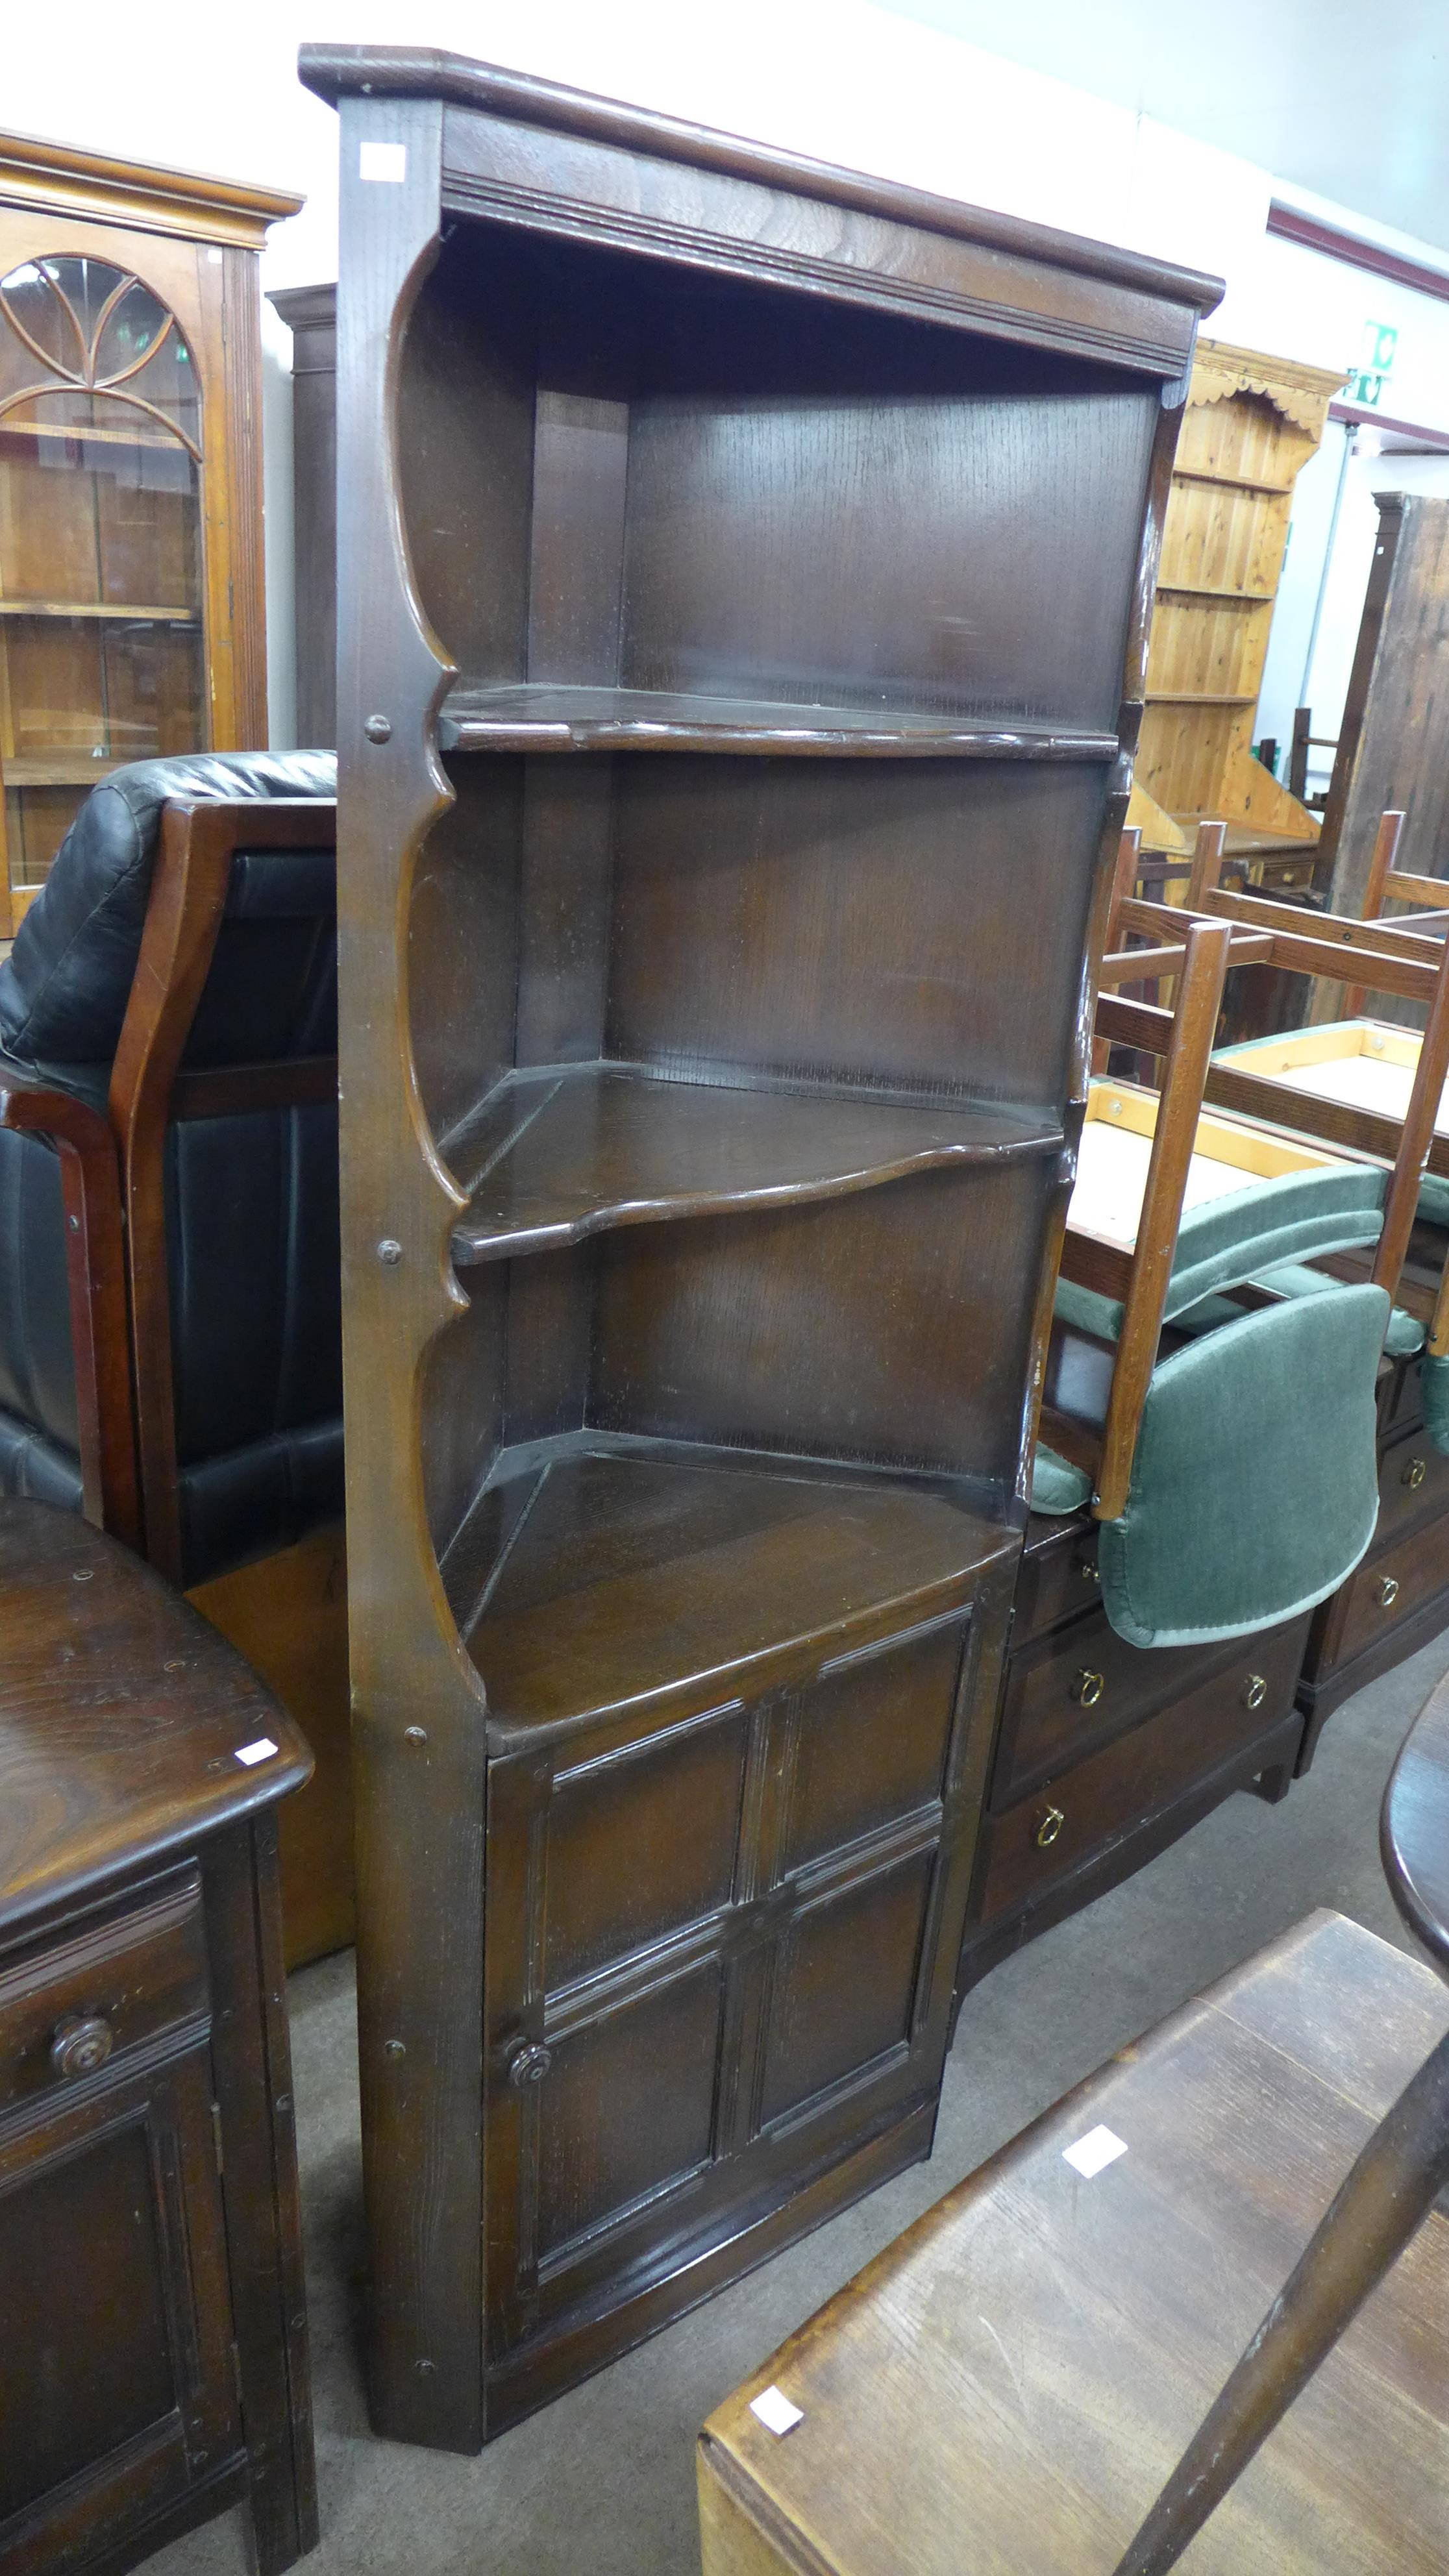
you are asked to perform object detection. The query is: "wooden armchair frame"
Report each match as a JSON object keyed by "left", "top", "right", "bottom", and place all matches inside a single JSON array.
[
  {"left": 1041, "top": 917, "right": 1232, "bottom": 1519},
  {"left": 1043, "top": 843, "right": 1449, "bottom": 1522},
  {"left": 108, "top": 799, "right": 338, "bottom": 1582},
  {"left": 1114, "top": 878, "right": 1449, "bottom": 1359},
  {"left": 3, "top": 798, "right": 338, "bottom": 1579}
]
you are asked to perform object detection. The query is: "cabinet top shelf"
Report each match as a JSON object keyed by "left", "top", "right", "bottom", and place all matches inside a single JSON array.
[
  {"left": 438, "top": 685, "right": 1120, "bottom": 762},
  {"left": 449, "top": 1063, "right": 1063, "bottom": 1266}
]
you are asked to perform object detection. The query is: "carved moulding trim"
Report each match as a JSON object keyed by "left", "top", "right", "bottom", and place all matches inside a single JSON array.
[{"left": 442, "top": 164, "right": 1196, "bottom": 378}]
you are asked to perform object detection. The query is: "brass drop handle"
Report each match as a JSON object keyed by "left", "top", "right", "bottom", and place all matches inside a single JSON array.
[
  {"left": 1243, "top": 1674, "right": 1267, "bottom": 1713},
  {"left": 507, "top": 2041, "right": 553, "bottom": 2090},
  {"left": 1077, "top": 1557, "right": 1100, "bottom": 1587},
  {"left": 1072, "top": 1670, "right": 1105, "bottom": 1708},
  {"left": 1403, "top": 1457, "right": 1428, "bottom": 1491},
  {"left": 1379, "top": 1576, "right": 1401, "bottom": 1609},
  {"left": 1034, "top": 1806, "right": 1065, "bottom": 1850},
  {"left": 51, "top": 2014, "right": 113, "bottom": 2081}
]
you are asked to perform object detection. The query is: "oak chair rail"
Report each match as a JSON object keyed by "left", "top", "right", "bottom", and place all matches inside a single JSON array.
[
  {"left": 1043, "top": 915, "right": 1232, "bottom": 1519},
  {"left": 107, "top": 798, "right": 338, "bottom": 1581}
]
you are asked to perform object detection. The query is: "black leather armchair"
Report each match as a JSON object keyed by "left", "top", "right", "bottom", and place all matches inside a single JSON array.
[{"left": 0, "top": 751, "right": 340, "bottom": 1589}]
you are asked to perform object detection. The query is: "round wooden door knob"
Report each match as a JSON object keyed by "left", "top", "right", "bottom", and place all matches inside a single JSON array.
[
  {"left": 1379, "top": 1576, "right": 1402, "bottom": 1609},
  {"left": 1034, "top": 1806, "right": 1065, "bottom": 1850},
  {"left": 51, "top": 2014, "right": 114, "bottom": 2080},
  {"left": 1072, "top": 1670, "right": 1106, "bottom": 1707},
  {"left": 507, "top": 2042, "right": 553, "bottom": 2089}
]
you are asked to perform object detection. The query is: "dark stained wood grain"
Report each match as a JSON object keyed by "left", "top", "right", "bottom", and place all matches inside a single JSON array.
[
  {"left": 451, "top": 1065, "right": 1060, "bottom": 1263},
  {"left": 0, "top": 1500, "right": 310, "bottom": 1927},
  {"left": 1113, "top": 1676, "right": 1449, "bottom": 2575},
  {"left": 438, "top": 686, "right": 1120, "bottom": 757},
  {"left": 0, "top": 1495, "right": 314, "bottom": 2575},
  {"left": 318, "top": 41, "right": 1220, "bottom": 2452},
  {"left": 457, "top": 1441, "right": 1008, "bottom": 1747},
  {"left": 702, "top": 1909, "right": 1449, "bottom": 2576}
]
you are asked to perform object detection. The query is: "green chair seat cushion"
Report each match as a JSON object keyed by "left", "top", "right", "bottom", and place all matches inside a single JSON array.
[
  {"left": 1096, "top": 1283, "right": 1388, "bottom": 1648},
  {"left": 1159, "top": 1164, "right": 1385, "bottom": 1320},
  {"left": 1172, "top": 1262, "right": 1425, "bottom": 1356},
  {"left": 1419, "top": 1173, "right": 1449, "bottom": 1228},
  {"left": 1030, "top": 1446, "right": 1093, "bottom": 1517},
  {"left": 1056, "top": 1165, "right": 1387, "bottom": 1345}
]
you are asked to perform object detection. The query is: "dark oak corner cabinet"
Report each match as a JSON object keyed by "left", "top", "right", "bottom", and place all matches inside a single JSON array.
[{"left": 301, "top": 40, "right": 1219, "bottom": 2451}]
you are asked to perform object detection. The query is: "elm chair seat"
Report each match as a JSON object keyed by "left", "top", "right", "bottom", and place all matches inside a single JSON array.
[
  {"left": 1032, "top": 1164, "right": 1393, "bottom": 1648},
  {"left": 0, "top": 752, "right": 339, "bottom": 1585}
]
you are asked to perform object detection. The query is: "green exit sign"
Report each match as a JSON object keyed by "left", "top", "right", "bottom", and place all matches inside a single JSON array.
[{"left": 1348, "top": 317, "right": 1398, "bottom": 408}]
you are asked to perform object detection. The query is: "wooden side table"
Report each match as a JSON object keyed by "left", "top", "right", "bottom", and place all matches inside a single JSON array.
[
  {"left": 699, "top": 1909, "right": 1449, "bottom": 2576},
  {"left": 0, "top": 1499, "right": 318, "bottom": 2575}
]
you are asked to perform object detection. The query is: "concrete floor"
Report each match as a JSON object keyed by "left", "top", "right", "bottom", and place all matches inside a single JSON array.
[{"left": 155, "top": 1628, "right": 1449, "bottom": 2576}]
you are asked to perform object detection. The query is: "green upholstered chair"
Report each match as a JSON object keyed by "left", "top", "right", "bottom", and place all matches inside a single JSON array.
[
  {"left": 1038, "top": 902, "right": 1449, "bottom": 1650},
  {"left": 1037, "top": 1255, "right": 1389, "bottom": 1648}
]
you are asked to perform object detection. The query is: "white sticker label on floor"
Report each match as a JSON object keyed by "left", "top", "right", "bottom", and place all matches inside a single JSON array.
[
  {"left": 234, "top": 1737, "right": 279, "bottom": 1767},
  {"left": 1063, "top": 2124, "right": 1128, "bottom": 2179},
  {"left": 750, "top": 2385, "right": 804, "bottom": 2437},
  {"left": 360, "top": 141, "right": 406, "bottom": 184}
]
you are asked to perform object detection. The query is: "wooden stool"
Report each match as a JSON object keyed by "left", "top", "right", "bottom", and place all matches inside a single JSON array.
[
  {"left": 699, "top": 1909, "right": 1449, "bottom": 2574},
  {"left": 0, "top": 1499, "right": 318, "bottom": 2575}
]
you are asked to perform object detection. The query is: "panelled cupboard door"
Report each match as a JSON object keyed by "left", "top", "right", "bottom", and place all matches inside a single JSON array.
[
  {"left": 483, "top": 1608, "right": 970, "bottom": 2372},
  {"left": 0, "top": 2037, "right": 242, "bottom": 2568}
]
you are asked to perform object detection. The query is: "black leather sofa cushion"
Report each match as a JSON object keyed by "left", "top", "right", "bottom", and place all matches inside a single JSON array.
[
  {"left": 0, "top": 1408, "right": 83, "bottom": 1515},
  {"left": 179, "top": 1420, "right": 345, "bottom": 1590},
  {"left": 0, "top": 1121, "right": 78, "bottom": 1457},
  {"left": 167, "top": 1103, "right": 342, "bottom": 1465},
  {"left": 0, "top": 750, "right": 336, "bottom": 1067}
]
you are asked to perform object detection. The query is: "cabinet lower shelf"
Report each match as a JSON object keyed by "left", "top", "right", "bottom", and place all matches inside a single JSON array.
[{"left": 444, "top": 1435, "right": 1015, "bottom": 1747}]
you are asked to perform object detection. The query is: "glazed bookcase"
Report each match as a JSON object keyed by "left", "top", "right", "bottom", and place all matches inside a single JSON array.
[
  {"left": 304, "top": 41, "right": 1218, "bottom": 2449},
  {"left": 0, "top": 132, "right": 300, "bottom": 928}
]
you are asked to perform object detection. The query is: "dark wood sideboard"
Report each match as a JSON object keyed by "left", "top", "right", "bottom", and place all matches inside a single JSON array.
[
  {"left": 0, "top": 1498, "right": 316, "bottom": 2575},
  {"left": 301, "top": 38, "right": 1220, "bottom": 2451}
]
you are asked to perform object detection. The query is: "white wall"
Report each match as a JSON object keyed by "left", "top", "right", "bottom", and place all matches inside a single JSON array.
[{"left": 8, "top": 0, "right": 1449, "bottom": 743}]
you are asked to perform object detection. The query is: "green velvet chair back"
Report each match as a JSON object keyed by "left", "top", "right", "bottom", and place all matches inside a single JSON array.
[
  {"left": 1095, "top": 1283, "right": 1387, "bottom": 1648},
  {"left": 1036, "top": 1162, "right": 1394, "bottom": 1646}
]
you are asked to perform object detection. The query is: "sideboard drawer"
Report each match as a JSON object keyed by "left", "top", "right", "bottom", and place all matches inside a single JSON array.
[
  {"left": 0, "top": 1866, "right": 209, "bottom": 2118},
  {"left": 993, "top": 1611, "right": 1242, "bottom": 1807},
  {"left": 1376, "top": 1423, "right": 1449, "bottom": 1548},
  {"left": 1335, "top": 1515, "right": 1449, "bottom": 1668},
  {"left": 1012, "top": 1518, "right": 1102, "bottom": 1647},
  {"left": 974, "top": 1618, "right": 1308, "bottom": 1927}
]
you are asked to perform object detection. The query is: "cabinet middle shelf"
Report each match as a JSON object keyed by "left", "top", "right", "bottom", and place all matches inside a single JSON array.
[
  {"left": 448, "top": 1064, "right": 1063, "bottom": 1266},
  {"left": 438, "top": 683, "right": 1119, "bottom": 761}
]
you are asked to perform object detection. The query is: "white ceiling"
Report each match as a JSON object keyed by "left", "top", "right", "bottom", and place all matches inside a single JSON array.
[{"left": 872, "top": 0, "right": 1449, "bottom": 253}]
